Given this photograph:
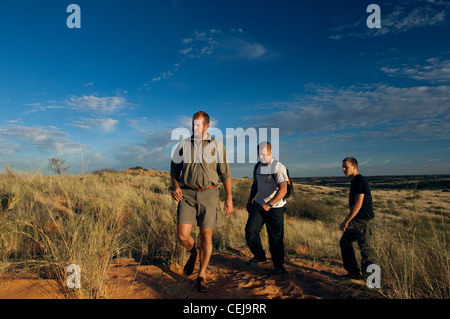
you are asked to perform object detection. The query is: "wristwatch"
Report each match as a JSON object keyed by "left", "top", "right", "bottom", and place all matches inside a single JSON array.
[{"left": 266, "top": 201, "right": 273, "bottom": 208}]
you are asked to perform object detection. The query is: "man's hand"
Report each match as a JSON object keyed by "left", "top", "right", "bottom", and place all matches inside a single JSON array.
[
  {"left": 339, "top": 220, "right": 349, "bottom": 232},
  {"left": 223, "top": 178, "right": 233, "bottom": 216},
  {"left": 171, "top": 186, "right": 183, "bottom": 201},
  {"left": 260, "top": 203, "right": 271, "bottom": 212},
  {"left": 340, "top": 194, "right": 364, "bottom": 231},
  {"left": 224, "top": 197, "right": 233, "bottom": 216}
]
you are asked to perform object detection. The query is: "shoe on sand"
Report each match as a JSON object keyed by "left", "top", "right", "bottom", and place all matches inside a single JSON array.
[
  {"left": 271, "top": 267, "right": 288, "bottom": 276},
  {"left": 197, "top": 277, "right": 209, "bottom": 293},
  {"left": 339, "top": 273, "right": 363, "bottom": 280},
  {"left": 246, "top": 257, "right": 266, "bottom": 266}
]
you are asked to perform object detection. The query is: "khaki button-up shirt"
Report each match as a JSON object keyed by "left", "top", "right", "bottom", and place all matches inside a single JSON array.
[{"left": 171, "top": 134, "right": 232, "bottom": 189}]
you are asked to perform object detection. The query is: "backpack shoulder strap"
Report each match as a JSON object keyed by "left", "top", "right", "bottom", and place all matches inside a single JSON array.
[{"left": 253, "top": 161, "right": 261, "bottom": 181}]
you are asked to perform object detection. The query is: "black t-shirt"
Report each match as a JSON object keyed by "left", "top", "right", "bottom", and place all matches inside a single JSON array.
[{"left": 349, "top": 174, "right": 374, "bottom": 221}]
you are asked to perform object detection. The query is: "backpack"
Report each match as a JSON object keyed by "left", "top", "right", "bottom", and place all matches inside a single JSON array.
[{"left": 253, "top": 160, "right": 294, "bottom": 200}]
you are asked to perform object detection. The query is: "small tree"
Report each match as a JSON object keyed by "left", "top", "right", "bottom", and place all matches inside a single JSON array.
[{"left": 48, "top": 158, "right": 69, "bottom": 175}]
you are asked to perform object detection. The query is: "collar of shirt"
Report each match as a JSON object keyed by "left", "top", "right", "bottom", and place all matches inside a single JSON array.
[
  {"left": 260, "top": 157, "right": 274, "bottom": 166},
  {"left": 191, "top": 133, "right": 214, "bottom": 144}
]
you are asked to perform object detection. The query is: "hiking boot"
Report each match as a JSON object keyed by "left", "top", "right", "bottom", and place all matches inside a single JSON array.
[
  {"left": 183, "top": 249, "right": 198, "bottom": 276},
  {"left": 271, "top": 267, "right": 288, "bottom": 277},
  {"left": 339, "top": 273, "right": 363, "bottom": 280},
  {"left": 197, "top": 277, "right": 209, "bottom": 293},
  {"left": 246, "top": 257, "right": 266, "bottom": 266}
]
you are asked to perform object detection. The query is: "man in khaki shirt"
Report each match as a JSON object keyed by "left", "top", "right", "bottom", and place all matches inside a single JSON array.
[{"left": 170, "top": 111, "right": 233, "bottom": 293}]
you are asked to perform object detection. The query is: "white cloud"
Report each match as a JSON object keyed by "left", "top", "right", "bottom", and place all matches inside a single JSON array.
[
  {"left": 0, "top": 141, "right": 19, "bottom": 155},
  {"left": 140, "top": 28, "right": 268, "bottom": 90},
  {"left": 179, "top": 29, "right": 217, "bottom": 58},
  {"left": 67, "top": 95, "right": 128, "bottom": 113},
  {"left": 245, "top": 83, "right": 450, "bottom": 140},
  {"left": 0, "top": 126, "right": 91, "bottom": 156},
  {"left": 68, "top": 118, "right": 119, "bottom": 134},
  {"left": 113, "top": 128, "right": 175, "bottom": 169},
  {"left": 179, "top": 29, "right": 267, "bottom": 60},
  {"left": 181, "top": 37, "right": 193, "bottom": 44},
  {"left": 143, "top": 28, "right": 269, "bottom": 89},
  {"left": 219, "top": 35, "right": 267, "bottom": 60},
  {"left": 25, "top": 95, "right": 131, "bottom": 114},
  {"left": 150, "top": 71, "right": 175, "bottom": 83},
  {"left": 0, "top": 125, "right": 110, "bottom": 173},
  {"left": 68, "top": 123, "right": 91, "bottom": 130},
  {"left": 96, "top": 118, "right": 119, "bottom": 134},
  {"left": 178, "top": 47, "right": 193, "bottom": 55},
  {"left": 381, "top": 57, "right": 450, "bottom": 82},
  {"left": 382, "top": 6, "right": 446, "bottom": 33},
  {"left": 0, "top": 149, "right": 17, "bottom": 155},
  {"left": 330, "top": 1, "right": 448, "bottom": 39}
]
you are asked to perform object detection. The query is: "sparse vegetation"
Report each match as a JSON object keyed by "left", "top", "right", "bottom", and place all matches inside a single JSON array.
[
  {"left": 0, "top": 167, "right": 448, "bottom": 299},
  {"left": 48, "top": 158, "right": 69, "bottom": 175}
]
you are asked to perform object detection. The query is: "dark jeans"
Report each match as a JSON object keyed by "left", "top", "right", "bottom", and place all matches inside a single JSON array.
[
  {"left": 340, "top": 218, "right": 376, "bottom": 278},
  {"left": 245, "top": 203, "right": 285, "bottom": 268}
]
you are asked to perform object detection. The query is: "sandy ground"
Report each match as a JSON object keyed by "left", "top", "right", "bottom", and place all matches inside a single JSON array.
[{"left": 0, "top": 251, "right": 381, "bottom": 299}]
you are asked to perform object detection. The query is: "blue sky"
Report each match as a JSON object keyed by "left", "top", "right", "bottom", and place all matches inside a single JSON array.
[{"left": 0, "top": 0, "right": 449, "bottom": 177}]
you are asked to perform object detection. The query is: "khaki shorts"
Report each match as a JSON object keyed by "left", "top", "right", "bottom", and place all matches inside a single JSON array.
[{"left": 177, "top": 187, "right": 222, "bottom": 228}]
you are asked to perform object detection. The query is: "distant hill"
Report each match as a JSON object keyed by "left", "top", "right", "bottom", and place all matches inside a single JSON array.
[{"left": 291, "top": 175, "right": 450, "bottom": 191}]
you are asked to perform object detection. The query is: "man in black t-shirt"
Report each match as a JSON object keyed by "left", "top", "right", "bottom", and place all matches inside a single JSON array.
[{"left": 339, "top": 157, "right": 376, "bottom": 280}]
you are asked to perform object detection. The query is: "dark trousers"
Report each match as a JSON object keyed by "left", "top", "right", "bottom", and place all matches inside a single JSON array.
[
  {"left": 339, "top": 219, "right": 376, "bottom": 278},
  {"left": 245, "top": 204, "right": 285, "bottom": 268}
]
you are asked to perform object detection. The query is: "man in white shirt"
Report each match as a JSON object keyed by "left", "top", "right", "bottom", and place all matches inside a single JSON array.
[{"left": 245, "top": 141, "right": 288, "bottom": 275}]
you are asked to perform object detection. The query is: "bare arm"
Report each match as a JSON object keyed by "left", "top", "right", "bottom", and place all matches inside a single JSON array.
[
  {"left": 223, "top": 177, "right": 233, "bottom": 216},
  {"left": 170, "top": 172, "right": 183, "bottom": 201},
  {"left": 339, "top": 193, "right": 364, "bottom": 231},
  {"left": 261, "top": 182, "right": 287, "bottom": 212}
]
